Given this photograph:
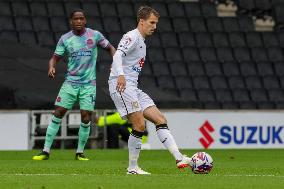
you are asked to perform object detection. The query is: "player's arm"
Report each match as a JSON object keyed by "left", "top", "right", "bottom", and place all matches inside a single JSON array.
[
  {"left": 48, "top": 54, "right": 62, "bottom": 78},
  {"left": 49, "top": 36, "right": 65, "bottom": 78},
  {"left": 105, "top": 44, "right": 116, "bottom": 57},
  {"left": 97, "top": 31, "right": 116, "bottom": 57},
  {"left": 112, "top": 50, "right": 126, "bottom": 92}
]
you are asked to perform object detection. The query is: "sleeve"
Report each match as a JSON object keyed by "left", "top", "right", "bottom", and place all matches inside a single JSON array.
[
  {"left": 96, "top": 31, "right": 110, "bottom": 49},
  {"left": 117, "top": 33, "right": 138, "bottom": 56},
  {"left": 54, "top": 37, "right": 65, "bottom": 57}
]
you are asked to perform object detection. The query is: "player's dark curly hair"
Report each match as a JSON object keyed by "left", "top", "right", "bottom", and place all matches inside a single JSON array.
[
  {"left": 137, "top": 6, "right": 160, "bottom": 23},
  {"left": 69, "top": 8, "right": 86, "bottom": 19}
]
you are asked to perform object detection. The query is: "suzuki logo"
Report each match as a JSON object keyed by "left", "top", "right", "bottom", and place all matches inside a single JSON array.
[{"left": 199, "top": 121, "right": 215, "bottom": 149}]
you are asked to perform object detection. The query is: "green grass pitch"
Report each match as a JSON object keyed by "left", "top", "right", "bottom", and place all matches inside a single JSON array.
[{"left": 0, "top": 149, "right": 283, "bottom": 189}]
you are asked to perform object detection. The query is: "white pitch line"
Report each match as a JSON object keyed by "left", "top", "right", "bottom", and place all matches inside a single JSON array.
[{"left": 0, "top": 173, "right": 284, "bottom": 178}]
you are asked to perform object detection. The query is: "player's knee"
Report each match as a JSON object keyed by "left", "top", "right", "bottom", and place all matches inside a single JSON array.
[
  {"left": 81, "top": 111, "right": 92, "bottom": 124},
  {"left": 154, "top": 114, "right": 167, "bottom": 125},
  {"left": 53, "top": 108, "right": 67, "bottom": 118},
  {"left": 132, "top": 119, "right": 145, "bottom": 132}
]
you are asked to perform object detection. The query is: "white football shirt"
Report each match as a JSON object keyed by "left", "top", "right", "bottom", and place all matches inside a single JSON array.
[{"left": 109, "top": 28, "right": 146, "bottom": 84}]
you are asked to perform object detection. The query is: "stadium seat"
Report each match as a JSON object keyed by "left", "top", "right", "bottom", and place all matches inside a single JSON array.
[
  {"left": 141, "top": 63, "right": 152, "bottom": 76},
  {"left": 64, "top": 2, "right": 82, "bottom": 16},
  {"left": 250, "top": 47, "right": 268, "bottom": 62},
  {"left": 250, "top": 88, "right": 269, "bottom": 102},
  {"left": 108, "top": 32, "right": 123, "bottom": 48},
  {"left": 87, "top": 17, "right": 104, "bottom": 31},
  {"left": 232, "top": 89, "right": 251, "bottom": 103},
  {"left": 82, "top": 2, "right": 100, "bottom": 17},
  {"left": 195, "top": 32, "right": 213, "bottom": 48},
  {"left": 216, "top": 47, "right": 235, "bottom": 62},
  {"left": 157, "top": 18, "right": 173, "bottom": 32},
  {"left": 138, "top": 75, "right": 157, "bottom": 88},
  {"left": 0, "top": 16, "right": 14, "bottom": 30},
  {"left": 172, "top": 18, "right": 190, "bottom": 32},
  {"left": 0, "top": 2, "right": 12, "bottom": 16},
  {"left": 169, "top": 62, "right": 188, "bottom": 76},
  {"left": 182, "top": 48, "right": 201, "bottom": 63},
  {"left": 261, "top": 32, "right": 279, "bottom": 48},
  {"left": 256, "top": 62, "right": 274, "bottom": 76},
  {"left": 15, "top": 17, "right": 33, "bottom": 31},
  {"left": 263, "top": 76, "right": 280, "bottom": 90},
  {"left": 210, "top": 76, "right": 228, "bottom": 90},
  {"left": 29, "top": 2, "right": 47, "bottom": 16},
  {"left": 222, "top": 62, "right": 241, "bottom": 76},
  {"left": 39, "top": 113, "right": 53, "bottom": 129},
  {"left": 175, "top": 76, "right": 193, "bottom": 89},
  {"left": 47, "top": 2, "right": 65, "bottom": 17},
  {"left": 32, "top": 17, "right": 50, "bottom": 32},
  {"left": 240, "top": 62, "right": 257, "bottom": 76},
  {"left": 206, "top": 17, "right": 224, "bottom": 33},
  {"left": 100, "top": 2, "right": 117, "bottom": 17},
  {"left": 245, "top": 76, "right": 263, "bottom": 89},
  {"left": 120, "top": 17, "right": 136, "bottom": 33},
  {"left": 148, "top": 47, "right": 165, "bottom": 62},
  {"left": 215, "top": 89, "right": 233, "bottom": 103},
  {"left": 277, "top": 32, "right": 284, "bottom": 47},
  {"left": 146, "top": 34, "right": 162, "bottom": 48},
  {"left": 193, "top": 76, "right": 211, "bottom": 89},
  {"left": 245, "top": 32, "right": 263, "bottom": 48},
  {"left": 238, "top": 0, "right": 255, "bottom": 14},
  {"left": 189, "top": 17, "right": 207, "bottom": 32},
  {"left": 0, "top": 31, "right": 18, "bottom": 43},
  {"left": 197, "top": 89, "right": 216, "bottom": 103},
  {"left": 19, "top": 31, "right": 37, "bottom": 45},
  {"left": 103, "top": 17, "right": 121, "bottom": 33},
  {"left": 268, "top": 89, "right": 284, "bottom": 102},
  {"left": 228, "top": 76, "right": 246, "bottom": 89},
  {"left": 167, "top": 2, "right": 185, "bottom": 17},
  {"left": 238, "top": 16, "right": 255, "bottom": 32},
  {"left": 187, "top": 62, "right": 205, "bottom": 76},
  {"left": 204, "top": 62, "right": 223, "bottom": 76},
  {"left": 233, "top": 47, "right": 251, "bottom": 62},
  {"left": 267, "top": 47, "right": 284, "bottom": 62},
  {"left": 157, "top": 75, "right": 176, "bottom": 89},
  {"left": 152, "top": 62, "right": 170, "bottom": 76},
  {"left": 222, "top": 17, "right": 240, "bottom": 32},
  {"left": 117, "top": 3, "right": 135, "bottom": 17},
  {"left": 160, "top": 33, "right": 179, "bottom": 48},
  {"left": 151, "top": 2, "right": 168, "bottom": 17},
  {"left": 164, "top": 48, "right": 183, "bottom": 62},
  {"left": 68, "top": 113, "right": 81, "bottom": 128},
  {"left": 199, "top": 47, "right": 217, "bottom": 62},
  {"left": 201, "top": 2, "right": 217, "bottom": 18},
  {"left": 50, "top": 17, "right": 69, "bottom": 32},
  {"left": 11, "top": 2, "right": 29, "bottom": 16},
  {"left": 274, "top": 63, "right": 284, "bottom": 76},
  {"left": 37, "top": 31, "right": 55, "bottom": 47},
  {"left": 178, "top": 32, "right": 196, "bottom": 47},
  {"left": 228, "top": 32, "right": 247, "bottom": 47},
  {"left": 212, "top": 32, "right": 229, "bottom": 48},
  {"left": 184, "top": 3, "right": 202, "bottom": 18}
]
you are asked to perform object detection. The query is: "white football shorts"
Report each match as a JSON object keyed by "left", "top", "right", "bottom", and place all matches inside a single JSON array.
[{"left": 108, "top": 79, "right": 155, "bottom": 118}]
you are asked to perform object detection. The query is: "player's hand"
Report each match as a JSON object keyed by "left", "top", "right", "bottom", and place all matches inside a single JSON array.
[
  {"left": 48, "top": 67, "right": 56, "bottom": 78},
  {"left": 116, "top": 75, "right": 126, "bottom": 92}
]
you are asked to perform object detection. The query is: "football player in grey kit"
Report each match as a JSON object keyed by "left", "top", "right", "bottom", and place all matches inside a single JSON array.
[{"left": 108, "top": 6, "right": 192, "bottom": 174}]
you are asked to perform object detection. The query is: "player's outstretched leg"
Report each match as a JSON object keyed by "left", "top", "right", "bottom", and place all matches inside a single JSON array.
[
  {"left": 156, "top": 124, "right": 192, "bottom": 169},
  {"left": 158, "top": 127, "right": 192, "bottom": 169},
  {"left": 127, "top": 130, "right": 151, "bottom": 175},
  {"left": 32, "top": 115, "right": 62, "bottom": 160},
  {"left": 76, "top": 121, "right": 90, "bottom": 160}
]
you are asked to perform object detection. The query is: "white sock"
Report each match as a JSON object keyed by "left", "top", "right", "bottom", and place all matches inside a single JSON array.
[
  {"left": 156, "top": 124, "right": 183, "bottom": 161},
  {"left": 128, "top": 130, "right": 143, "bottom": 169}
]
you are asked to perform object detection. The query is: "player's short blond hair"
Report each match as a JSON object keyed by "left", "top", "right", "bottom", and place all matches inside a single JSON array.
[{"left": 137, "top": 6, "right": 160, "bottom": 23}]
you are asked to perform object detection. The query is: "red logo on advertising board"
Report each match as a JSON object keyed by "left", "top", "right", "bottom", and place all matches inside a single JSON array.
[{"left": 199, "top": 121, "right": 215, "bottom": 149}]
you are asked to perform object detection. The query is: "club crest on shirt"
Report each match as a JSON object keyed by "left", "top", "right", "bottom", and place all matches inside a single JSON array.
[
  {"left": 56, "top": 96, "right": 61, "bottom": 102},
  {"left": 86, "top": 39, "right": 94, "bottom": 48},
  {"left": 122, "top": 36, "right": 132, "bottom": 47},
  {"left": 131, "top": 101, "right": 140, "bottom": 110}
]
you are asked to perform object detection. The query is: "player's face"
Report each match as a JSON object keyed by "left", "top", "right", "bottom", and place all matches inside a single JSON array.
[
  {"left": 70, "top": 12, "right": 86, "bottom": 31},
  {"left": 141, "top": 13, "right": 159, "bottom": 37}
]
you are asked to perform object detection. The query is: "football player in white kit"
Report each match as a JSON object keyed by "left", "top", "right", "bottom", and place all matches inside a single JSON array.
[{"left": 108, "top": 6, "right": 191, "bottom": 174}]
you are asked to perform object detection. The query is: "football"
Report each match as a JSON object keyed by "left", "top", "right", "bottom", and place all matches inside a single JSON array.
[{"left": 191, "top": 152, "right": 213, "bottom": 174}]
